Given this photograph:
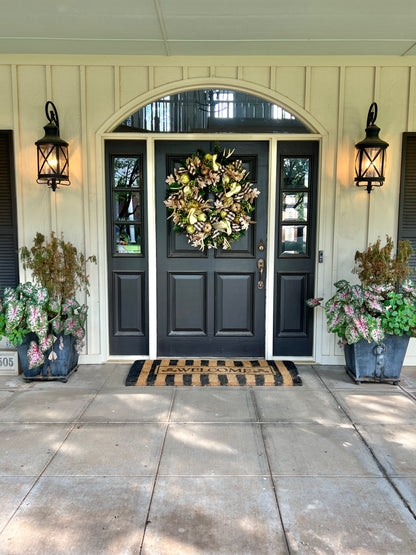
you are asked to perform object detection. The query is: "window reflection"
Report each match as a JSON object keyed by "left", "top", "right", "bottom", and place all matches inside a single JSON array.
[
  {"left": 282, "top": 192, "right": 308, "bottom": 222},
  {"left": 115, "top": 192, "right": 141, "bottom": 221},
  {"left": 282, "top": 158, "right": 309, "bottom": 188},
  {"left": 116, "top": 224, "right": 141, "bottom": 254},
  {"left": 112, "top": 156, "right": 143, "bottom": 256},
  {"left": 281, "top": 225, "right": 307, "bottom": 255},
  {"left": 113, "top": 157, "right": 141, "bottom": 188},
  {"left": 114, "top": 89, "right": 311, "bottom": 134}
]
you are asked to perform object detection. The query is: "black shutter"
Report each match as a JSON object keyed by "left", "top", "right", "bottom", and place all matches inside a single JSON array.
[{"left": 0, "top": 131, "right": 18, "bottom": 295}]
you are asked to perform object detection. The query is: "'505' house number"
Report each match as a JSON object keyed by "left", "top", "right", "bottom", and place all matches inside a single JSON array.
[{"left": 0, "top": 351, "right": 19, "bottom": 375}]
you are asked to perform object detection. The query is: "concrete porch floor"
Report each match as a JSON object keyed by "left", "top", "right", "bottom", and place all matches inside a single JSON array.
[{"left": 0, "top": 364, "right": 415, "bottom": 554}]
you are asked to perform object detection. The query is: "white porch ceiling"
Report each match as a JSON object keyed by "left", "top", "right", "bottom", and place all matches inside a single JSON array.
[{"left": 1, "top": 0, "right": 416, "bottom": 57}]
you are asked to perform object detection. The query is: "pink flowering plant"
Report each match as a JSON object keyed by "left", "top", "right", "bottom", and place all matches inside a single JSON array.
[
  {"left": 307, "top": 278, "right": 416, "bottom": 345},
  {"left": 307, "top": 236, "right": 416, "bottom": 345},
  {"left": 0, "top": 282, "right": 89, "bottom": 370},
  {"left": 0, "top": 232, "right": 96, "bottom": 374}
]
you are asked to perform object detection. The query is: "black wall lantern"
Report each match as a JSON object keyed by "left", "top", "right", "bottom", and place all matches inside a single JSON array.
[
  {"left": 354, "top": 102, "right": 389, "bottom": 194},
  {"left": 35, "top": 101, "right": 70, "bottom": 191}
]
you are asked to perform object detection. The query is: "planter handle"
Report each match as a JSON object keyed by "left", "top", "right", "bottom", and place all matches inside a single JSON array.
[{"left": 374, "top": 343, "right": 387, "bottom": 380}]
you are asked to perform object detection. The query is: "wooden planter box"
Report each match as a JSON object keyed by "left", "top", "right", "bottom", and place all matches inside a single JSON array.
[
  {"left": 17, "top": 333, "right": 79, "bottom": 383},
  {"left": 344, "top": 334, "right": 410, "bottom": 384}
]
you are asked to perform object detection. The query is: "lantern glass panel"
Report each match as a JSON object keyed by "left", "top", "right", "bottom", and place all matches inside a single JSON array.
[
  {"left": 38, "top": 144, "right": 56, "bottom": 176},
  {"left": 37, "top": 144, "right": 69, "bottom": 180},
  {"left": 363, "top": 147, "right": 381, "bottom": 179},
  {"left": 57, "top": 145, "right": 69, "bottom": 178}
]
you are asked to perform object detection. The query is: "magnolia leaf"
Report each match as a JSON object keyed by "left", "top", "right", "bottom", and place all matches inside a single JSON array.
[
  {"left": 39, "top": 333, "right": 54, "bottom": 352},
  {"left": 306, "top": 298, "right": 323, "bottom": 308},
  {"left": 352, "top": 315, "right": 369, "bottom": 339},
  {"left": 327, "top": 311, "right": 345, "bottom": 332},
  {"left": 26, "top": 304, "right": 48, "bottom": 337},
  {"left": 32, "top": 287, "right": 49, "bottom": 306},
  {"left": 26, "top": 341, "right": 45, "bottom": 370},
  {"left": 51, "top": 317, "right": 64, "bottom": 335},
  {"left": 63, "top": 298, "right": 80, "bottom": 309},
  {"left": 79, "top": 305, "right": 88, "bottom": 325},
  {"left": 345, "top": 325, "right": 361, "bottom": 344},
  {"left": 63, "top": 316, "right": 79, "bottom": 335},
  {"left": 369, "top": 324, "right": 385, "bottom": 344},
  {"left": 5, "top": 301, "right": 25, "bottom": 332},
  {"left": 334, "top": 279, "right": 349, "bottom": 290},
  {"left": 62, "top": 299, "right": 79, "bottom": 315},
  {"left": 366, "top": 298, "right": 384, "bottom": 313},
  {"left": 343, "top": 304, "right": 355, "bottom": 318},
  {"left": 351, "top": 285, "right": 364, "bottom": 304},
  {"left": 48, "top": 299, "right": 61, "bottom": 313},
  {"left": 72, "top": 325, "right": 85, "bottom": 341},
  {"left": 337, "top": 287, "right": 352, "bottom": 301},
  {"left": 19, "top": 282, "right": 36, "bottom": 298},
  {"left": 324, "top": 299, "right": 341, "bottom": 315},
  {"left": 3, "top": 287, "right": 18, "bottom": 304}
]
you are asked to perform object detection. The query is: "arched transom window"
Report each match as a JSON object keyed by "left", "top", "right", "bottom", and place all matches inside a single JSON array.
[{"left": 114, "top": 89, "right": 311, "bottom": 134}]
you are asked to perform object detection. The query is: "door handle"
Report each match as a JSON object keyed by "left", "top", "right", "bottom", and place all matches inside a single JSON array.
[{"left": 257, "top": 258, "right": 265, "bottom": 290}]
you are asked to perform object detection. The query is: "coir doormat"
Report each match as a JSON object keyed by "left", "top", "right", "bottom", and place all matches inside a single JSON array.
[{"left": 126, "top": 359, "right": 302, "bottom": 387}]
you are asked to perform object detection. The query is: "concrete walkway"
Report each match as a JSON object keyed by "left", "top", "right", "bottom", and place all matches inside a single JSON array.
[{"left": 0, "top": 364, "right": 415, "bottom": 554}]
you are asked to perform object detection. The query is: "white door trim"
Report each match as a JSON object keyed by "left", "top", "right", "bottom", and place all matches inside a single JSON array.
[{"left": 101, "top": 132, "right": 322, "bottom": 362}]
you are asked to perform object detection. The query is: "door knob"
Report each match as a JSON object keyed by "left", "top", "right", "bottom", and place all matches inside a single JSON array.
[{"left": 257, "top": 258, "right": 265, "bottom": 290}]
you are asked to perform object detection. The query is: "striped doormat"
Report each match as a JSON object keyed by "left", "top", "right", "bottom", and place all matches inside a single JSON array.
[{"left": 126, "top": 359, "right": 302, "bottom": 386}]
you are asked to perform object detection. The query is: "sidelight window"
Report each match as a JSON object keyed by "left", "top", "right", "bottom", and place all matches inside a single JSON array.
[
  {"left": 111, "top": 155, "right": 144, "bottom": 255},
  {"left": 279, "top": 156, "right": 311, "bottom": 256}
]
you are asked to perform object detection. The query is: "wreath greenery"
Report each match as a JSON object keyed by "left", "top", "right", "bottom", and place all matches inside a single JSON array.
[{"left": 164, "top": 145, "right": 260, "bottom": 250}]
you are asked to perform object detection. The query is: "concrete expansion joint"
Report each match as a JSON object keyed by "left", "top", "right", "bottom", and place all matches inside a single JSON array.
[
  {"left": 249, "top": 388, "right": 292, "bottom": 554},
  {"left": 138, "top": 386, "right": 176, "bottom": 552},
  {"left": 312, "top": 366, "right": 416, "bottom": 523}
]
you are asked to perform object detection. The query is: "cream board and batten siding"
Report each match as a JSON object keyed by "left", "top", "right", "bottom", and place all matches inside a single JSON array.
[{"left": 0, "top": 55, "right": 415, "bottom": 364}]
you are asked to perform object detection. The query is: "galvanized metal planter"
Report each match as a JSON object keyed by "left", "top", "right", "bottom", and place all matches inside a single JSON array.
[
  {"left": 344, "top": 334, "right": 410, "bottom": 384},
  {"left": 17, "top": 333, "right": 79, "bottom": 383}
]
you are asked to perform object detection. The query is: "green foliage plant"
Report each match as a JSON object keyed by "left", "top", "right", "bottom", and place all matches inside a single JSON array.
[
  {"left": 0, "top": 232, "right": 96, "bottom": 370},
  {"left": 380, "top": 287, "right": 416, "bottom": 336},
  {"left": 307, "top": 236, "right": 416, "bottom": 345}
]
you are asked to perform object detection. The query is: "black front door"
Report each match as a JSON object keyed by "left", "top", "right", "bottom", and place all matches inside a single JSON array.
[{"left": 156, "top": 140, "right": 269, "bottom": 357}]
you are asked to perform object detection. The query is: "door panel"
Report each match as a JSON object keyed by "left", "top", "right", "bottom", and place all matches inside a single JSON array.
[
  {"left": 215, "top": 273, "right": 254, "bottom": 335},
  {"left": 156, "top": 140, "right": 268, "bottom": 357},
  {"left": 168, "top": 273, "right": 207, "bottom": 335},
  {"left": 274, "top": 141, "right": 319, "bottom": 356},
  {"left": 113, "top": 271, "right": 146, "bottom": 334},
  {"left": 105, "top": 141, "right": 148, "bottom": 355},
  {"left": 277, "top": 273, "right": 308, "bottom": 334}
]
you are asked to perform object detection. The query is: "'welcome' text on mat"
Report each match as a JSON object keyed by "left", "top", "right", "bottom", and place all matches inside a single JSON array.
[{"left": 126, "top": 359, "right": 302, "bottom": 386}]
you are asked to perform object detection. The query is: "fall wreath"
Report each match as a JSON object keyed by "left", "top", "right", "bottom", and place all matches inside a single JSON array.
[{"left": 164, "top": 147, "right": 260, "bottom": 250}]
